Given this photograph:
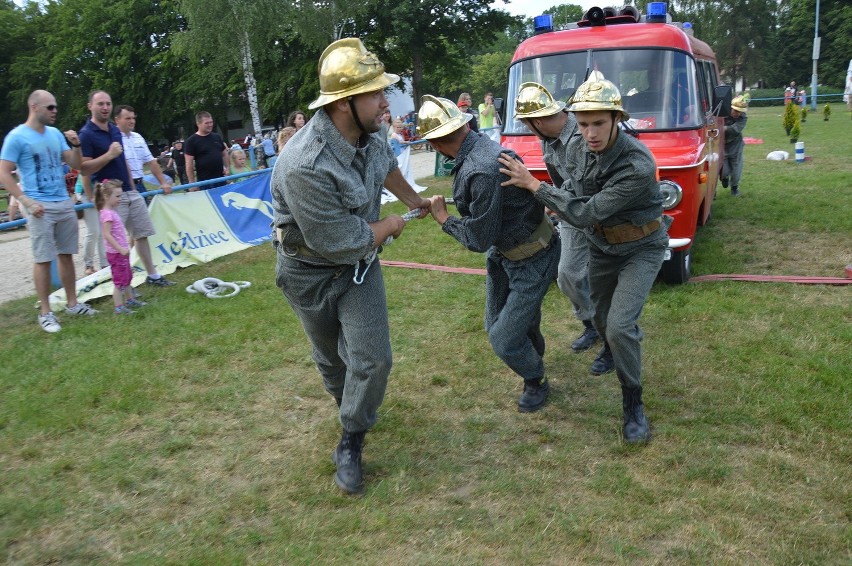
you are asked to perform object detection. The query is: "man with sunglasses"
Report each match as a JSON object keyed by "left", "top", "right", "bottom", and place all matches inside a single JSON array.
[{"left": 0, "top": 90, "right": 99, "bottom": 333}]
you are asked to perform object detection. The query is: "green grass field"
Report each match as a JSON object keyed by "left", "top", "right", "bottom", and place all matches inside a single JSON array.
[{"left": 1, "top": 105, "right": 850, "bottom": 564}]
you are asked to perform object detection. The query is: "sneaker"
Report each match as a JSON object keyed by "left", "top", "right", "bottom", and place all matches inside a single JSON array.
[
  {"left": 145, "top": 275, "right": 175, "bottom": 287},
  {"left": 571, "top": 323, "right": 600, "bottom": 353},
  {"left": 126, "top": 298, "right": 148, "bottom": 308},
  {"left": 517, "top": 377, "right": 549, "bottom": 413},
  {"left": 590, "top": 343, "right": 614, "bottom": 375},
  {"left": 66, "top": 302, "right": 98, "bottom": 316},
  {"left": 721, "top": 176, "right": 729, "bottom": 188},
  {"left": 731, "top": 187, "right": 740, "bottom": 197},
  {"left": 114, "top": 305, "right": 135, "bottom": 315},
  {"left": 38, "top": 311, "right": 61, "bottom": 333}
]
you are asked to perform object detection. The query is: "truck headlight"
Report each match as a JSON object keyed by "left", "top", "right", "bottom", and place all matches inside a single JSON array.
[{"left": 658, "top": 180, "right": 682, "bottom": 210}]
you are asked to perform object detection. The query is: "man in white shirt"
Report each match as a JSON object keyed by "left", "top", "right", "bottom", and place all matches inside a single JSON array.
[{"left": 114, "top": 105, "right": 172, "bottom": 196}]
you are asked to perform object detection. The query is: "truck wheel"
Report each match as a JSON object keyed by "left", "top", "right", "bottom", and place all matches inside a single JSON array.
[{"left": 660, "top": 247, "right": 692, "bottom": 284}]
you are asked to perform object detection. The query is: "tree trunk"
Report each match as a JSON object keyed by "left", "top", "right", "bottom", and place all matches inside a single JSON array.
[
  {"left": 238, "top": 29, "right": 263, "bottom": 136},
  {"left": 411, "top": 50, "right": 424, "bottom": 113}
]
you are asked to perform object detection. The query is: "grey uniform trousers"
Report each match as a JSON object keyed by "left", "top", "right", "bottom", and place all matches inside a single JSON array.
[
  {"left": 588, "top": 238, "right": 666, "bottom": 389},
  {"left": 276, "top": 253, "right": 392, "bottom": 433},
  {"left": 485, "top": 239, "right": 560, "bottom": 382},
  {"left": 557, "top": 221, "right": 595, "bottom": 321}
]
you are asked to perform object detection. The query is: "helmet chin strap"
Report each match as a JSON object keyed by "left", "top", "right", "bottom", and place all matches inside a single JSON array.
[
  {"left": 528, "top": 120, "right": 550, "bottom": 141},
  {"left": 347, "top": 96, "right": 368, "bottom": 134}
]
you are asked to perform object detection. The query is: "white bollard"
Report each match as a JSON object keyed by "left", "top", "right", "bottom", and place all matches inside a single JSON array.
[{"left": 795, "top": 141, "right": 805, "bottom": 163}]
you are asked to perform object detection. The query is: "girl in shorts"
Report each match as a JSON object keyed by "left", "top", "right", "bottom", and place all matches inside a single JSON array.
[{"left": 95, "top": 179, "right": 147, "bottom": 314}]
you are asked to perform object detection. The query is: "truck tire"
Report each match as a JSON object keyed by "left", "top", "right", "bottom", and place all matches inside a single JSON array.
[{"left": 660, "top": 246, "right": 692, "bottom": 284}]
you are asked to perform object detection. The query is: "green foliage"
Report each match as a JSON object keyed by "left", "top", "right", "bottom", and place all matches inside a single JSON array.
[
  {"left": 789, "top": 119, "right": 800, "bottom": 140},
  {"left": 782, "top": 100, "right": 799, "bottom": 133},
  {"left": 823, "top": 103, "right": 831, "bottom": 119},
  {"left": 800, "top": 106, "right": 807, "bottom": 122}
]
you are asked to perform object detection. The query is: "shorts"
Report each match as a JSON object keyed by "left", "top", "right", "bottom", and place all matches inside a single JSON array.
[
  {"left": 107, "top": 251, "right": 133, "bottom": 288},
  {"left": 117, "top": 190, "right": 155, "bottom": 239},
  {"left": 25, "top": 199, "right": 79, "bottom": 263}
]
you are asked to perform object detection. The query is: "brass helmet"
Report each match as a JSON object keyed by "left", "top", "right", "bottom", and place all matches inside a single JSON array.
[
  {"left": 308, "top": 38, "right": 400, "bottom": 110},
  {"left": 731, "top": 95, "right": 748, "bottom": 114},
  {"left": 417, "top": 95, "right": 472, "bottom": 140},
  {"left": 514, "top": 82, "right": 566, "bottom": 119},
  {"left": 568, "top": 73, "right": 630, "bottom": 120}
]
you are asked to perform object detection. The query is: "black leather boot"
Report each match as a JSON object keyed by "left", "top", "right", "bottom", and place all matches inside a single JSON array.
[
  {"left": 590, "top": 342, "right": 614, "bottom": 375},
  {"left": 621, "top": 386, "right": 651, "bottom": 444},
  {"left": 571, "top": 320, "right": 600, "bottom": 352},
  {"left": 332, "top": 430, "right": 366, "bottom": 494},
  {"left": 517, "top": 377, "right": 549, "bottom": 413}
]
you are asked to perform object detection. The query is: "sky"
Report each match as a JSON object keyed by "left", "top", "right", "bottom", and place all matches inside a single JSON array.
[{"left": 491, "top": 0, "right": 603, "bottom": 20}]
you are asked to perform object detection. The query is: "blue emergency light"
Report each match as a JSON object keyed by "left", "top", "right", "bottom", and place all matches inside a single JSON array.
[
  {"left": 533, "top": 14, "right": 554, "bottom": 34},
  {"left": 646, "top": 2, "right": 667, "bottom": 23}
]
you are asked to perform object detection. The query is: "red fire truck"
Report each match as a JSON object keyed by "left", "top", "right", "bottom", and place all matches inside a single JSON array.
[{"left": 500, "top": 4, "right": 733, "bottom": 283}]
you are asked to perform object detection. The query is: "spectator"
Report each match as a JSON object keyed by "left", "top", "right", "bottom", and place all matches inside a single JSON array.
[
  {"left": 260, "top": 134, "right": 275, "bottom": 167},
  {"left": 228, "top": 149, "right": 254, "bottom": 181},
  {"left": 167, "top": 140, "right": 188, "bottom": 185},
  {"left": 271, "top": 37, "right": 430, "bottom": 495},
  {"left": 721, "top": 95, "right": 749, "bottom": 197},
  {"left": 185, "top": 111, "right": 229, "bottom": 190},
  {"left": 113, "top": 105, "right": 172, "bottom": 196},
  {"left": 276, "top": 127, "right": 296, "bottom": 154},
  {"left": 420, "top": 95, "right": 559, "bottom": 414},
  {"left": 79, "top": 90, "right": 175, "bottom": 287},
  {"left": 478, "top": 92, "right": 496, "bottom": 129},
  {"left": 380, "top": 110, "right": 393, "bottom": 140},
  {"left": 94, "top": 179, "right": 147, "bottom": 314},
  {"left": 499, "top": 74, "right": 669, "bottom": 444},
  {"left": 286, "top": 110, "right": 307, "bottom": 131},
  {"left": 0, "top": 89, "right": 99, "bottom": 332},
  {"left": 457, "top": 92, "right": 479, "bottom": 132}
]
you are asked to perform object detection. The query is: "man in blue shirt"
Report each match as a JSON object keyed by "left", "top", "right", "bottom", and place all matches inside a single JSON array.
[
  {"left": 0, "top": 90, "right": 99, "bottom": 332},
  {"left": 79, "top": 90, "right": 174, "bottom": 287}
]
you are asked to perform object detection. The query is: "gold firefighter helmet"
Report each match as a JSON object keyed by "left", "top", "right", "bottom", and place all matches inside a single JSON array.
[
  {"left": 514, "top": 82, "right": 566, "bottom": 119},
  {"left": 417, "top": 95, "right": 473, "bottom": 140},
  {"left": 308, "top": 38, "right": 400, "bottom": 110},
  {"left": 567, "top": 73, "right": 629, "bottom": 120},
  {"left": 731, "top": 95, "right": 748, "bottom": 114}
]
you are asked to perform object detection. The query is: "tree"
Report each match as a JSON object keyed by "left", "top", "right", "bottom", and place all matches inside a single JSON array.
[
  {"left": 362, "top": 0, "right": 516, "bottom": 111},
  {"left": 175, "top": 0, "right": 289, "bottom": 136},
  {"left": 773, "top": 0, "right": 852, "bottom": 90},
  {"left": 4, "top": 0, "right": 186, "bottom": 142}
]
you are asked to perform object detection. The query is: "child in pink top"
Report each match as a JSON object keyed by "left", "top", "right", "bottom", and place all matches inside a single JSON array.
[{"left": 95, "top": 179, "right": 147, "bottom": 314}]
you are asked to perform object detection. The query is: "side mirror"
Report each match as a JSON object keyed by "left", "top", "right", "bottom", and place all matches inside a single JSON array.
[{"left": 714, "top": 85, "right": 733, "bottom": 117}]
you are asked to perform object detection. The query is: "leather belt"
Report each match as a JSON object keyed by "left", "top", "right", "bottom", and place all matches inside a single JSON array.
[
  {"left": 592, "top": 217, "right": 661, "bottom": 244},
  {"left": 498, "top": 214, "right": 555, "bottom": 261}
]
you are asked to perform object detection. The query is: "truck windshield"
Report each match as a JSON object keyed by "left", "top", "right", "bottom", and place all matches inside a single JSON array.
[{"left": 505, "top": 48, "right": 701, "bottom": 133}]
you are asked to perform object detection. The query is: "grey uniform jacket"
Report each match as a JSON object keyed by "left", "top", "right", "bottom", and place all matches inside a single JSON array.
[
  {"left": 271, "top": 108, "right": 398, "bottom": 266},
  {"left": 724, "top": 113, "right": 748, "bottom": 154},
  {"left": 533, "top": 128, "right": 670, "bottom": 256},
  {"left": 443, "top": 130, "right": 546, "bottom": 253}
]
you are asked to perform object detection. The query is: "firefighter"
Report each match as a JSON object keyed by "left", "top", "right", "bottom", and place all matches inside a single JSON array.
[
  {"left": 271, "top": 38, "right": 430, "bottom": 494},
  {"left": 721, "top": 95, "right": 749, "bottom": 197},
  {"left": 419, "top": 95, "right": 560, "bottom": 414},
  {"left": 498, "top": 74, "right": 670, "bottom": 444},
  {"left": 513, "top": 81, "right": 610, "bottom": 373}
]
